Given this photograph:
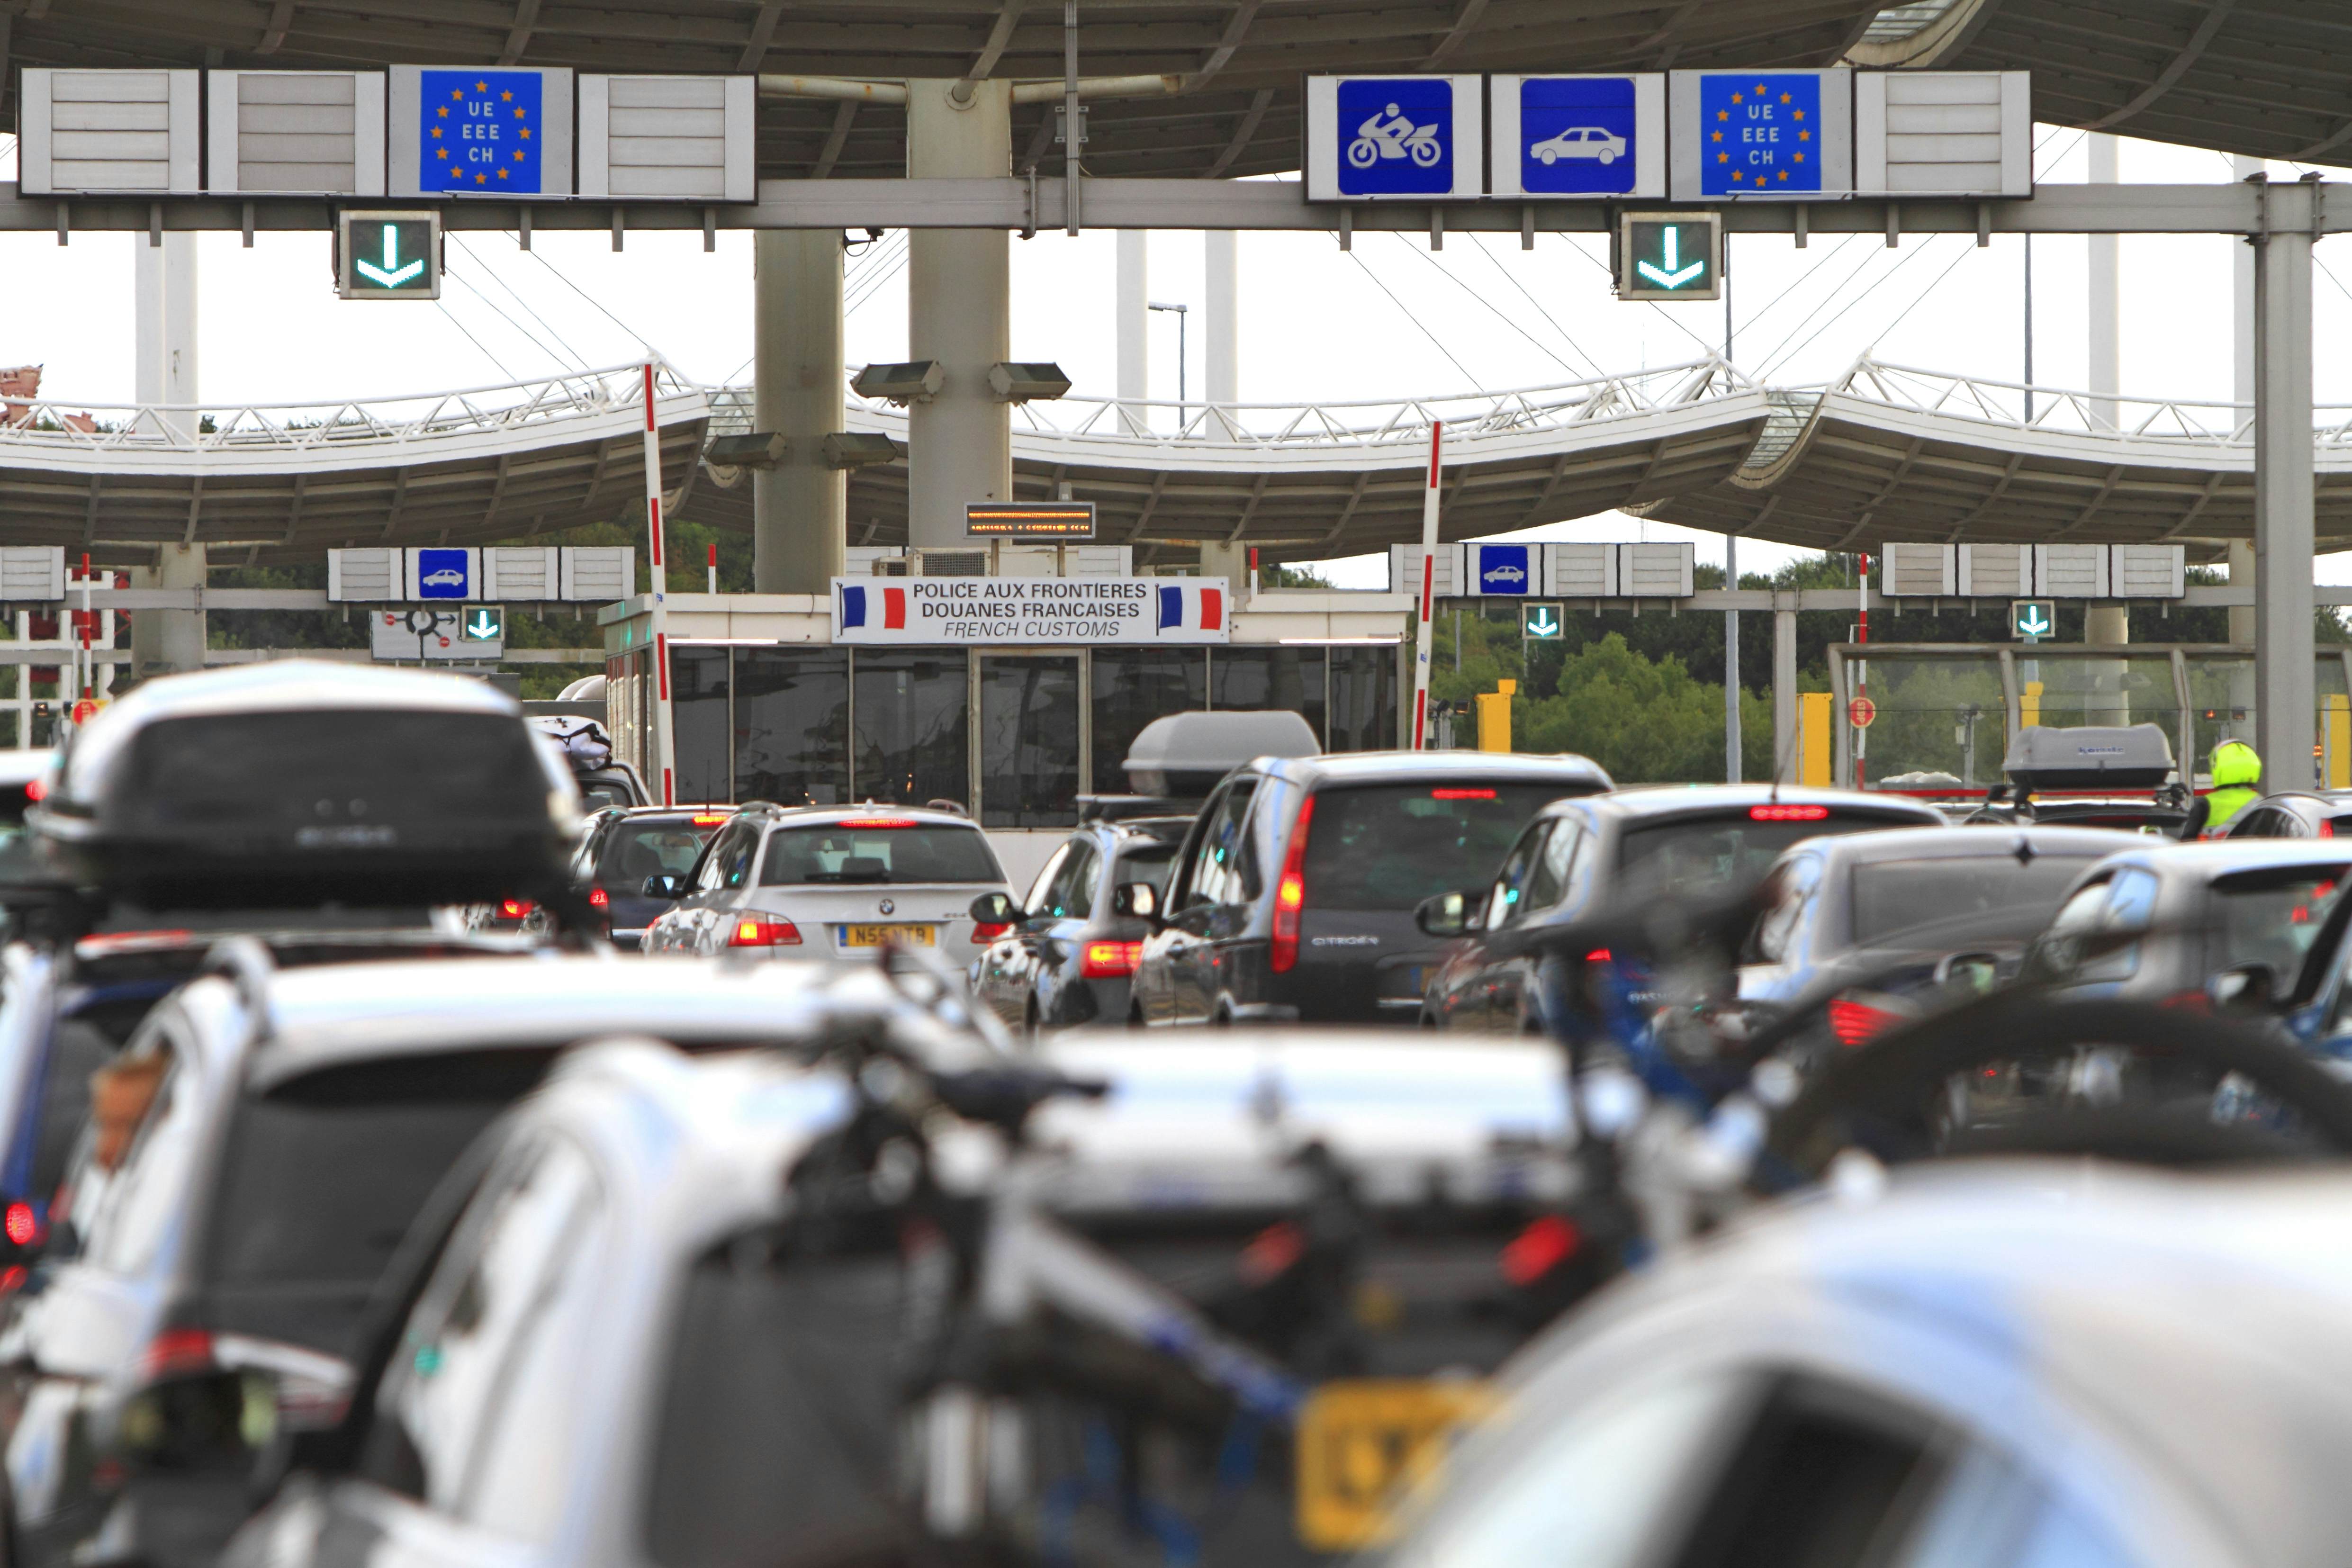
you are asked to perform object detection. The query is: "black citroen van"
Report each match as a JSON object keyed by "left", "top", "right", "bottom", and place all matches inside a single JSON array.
[{"left": 1126, "top": 751, "right": 1613, "bottom": 1025}]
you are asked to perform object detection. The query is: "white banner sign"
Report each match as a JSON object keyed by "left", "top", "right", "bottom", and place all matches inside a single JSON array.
[{"left": 831, "top": 577, "right": 1232, "bottom": 645}]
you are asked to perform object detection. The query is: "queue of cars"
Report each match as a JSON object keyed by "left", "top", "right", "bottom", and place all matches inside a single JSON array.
[{"left": 7, "top": 666, "right": 2352, "bottom": 1568}]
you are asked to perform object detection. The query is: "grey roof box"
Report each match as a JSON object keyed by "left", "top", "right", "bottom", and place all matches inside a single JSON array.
[
  {"left": 1123, "top": 710, "right": 1319, "bottom": 799},
  {"left": 2003, "top": 722, "right": 2176, "bottom": 791},
  {"left": 29, "top": 661, "right": 580, "bottom": 909}
]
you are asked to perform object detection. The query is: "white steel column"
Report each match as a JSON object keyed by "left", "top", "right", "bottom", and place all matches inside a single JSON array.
[
  {"left": 1723, "top": 536, "right": 1741, "bottom": 781},
  {"left": 1116, "top": 231, "right": 1149, "bottom": 434},
  {"left": 754, "top": 230, "right": 847, "bottom": 592},
  {"left": 906, "top": 79, "right": 1013, "bottom": 550},
  {"left": 1773, "top": 605, "right": 1798, "bottom": 780},
  {"left": 2253, "top": 176, "right": 2317, "bottom": 785},
  {"left": 2229, "top": 154, "right": 2260, "bottom": 711},
  {"left": 132, "top": 233, "right": 204, "bottom": 676},
  {"left": 2088, "top": 135, "right": 2120, "bottom": 433},
  {"left": 1204, "top": 230, "right": 1237, "bottom": 440}
]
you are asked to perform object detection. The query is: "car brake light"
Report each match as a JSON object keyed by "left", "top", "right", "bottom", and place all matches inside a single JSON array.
[
  {"left": 972, "top": 921, "right": 1013, "bottom": 942},
  {"left": 1081, "top": 940, "right": 1143, "bottom": 977},
  {"left": 587, "top": 887, "right": 609, "bottom": 909},
  {"left": 1585, "top": 948, "right": 1611, "bottom": 963},
  {"left": 22, "top": 777, "right": 43, "bottom": 802},
  {"left": 1499, "top": 1215, "right": 1582, "bottom": 1286},
  {"left": 729, "top": 916, "right": 802, "bottom": 947},
  {"left": 1827, "top": 996, "right": 1900, "bottom": 1047},
  {"left": 840, "top": 818, "right": 919, "bottom": 829},
  {"left": 691, "top": 813, "right": 728, "bottom": 826},
  {"left": 2324, "top": 819, "right": 2338, "bottom": 839},
  {"left": 2, "top": 1203, "right": 35, "bottom": 1247},
  {"left": 1750, "top": 804, "right": 1830, "bottom": 821},
  {"left": 1271, "top": 794, "right": 1317, "bottom": 975},
  {"left": 137, "top": 1328, "right": 216, "bottom": 1383},
  {"left": 1431, "top": 787, "right": 1498, "bottom": 800},
  {"left": 498, "top": 898, "right": 535, "bottom": 920},
  {"left": 1236, "top": 1221, "right": 1305, "bottom": 1286}
]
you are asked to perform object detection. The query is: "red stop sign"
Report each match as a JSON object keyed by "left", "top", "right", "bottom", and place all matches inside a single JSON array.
[
  {"left": 1848, "top": 697, "right": 1877, "bottom": 729},
  {"left": 70, "top": 699, "right": 96, "bottom": 725}
]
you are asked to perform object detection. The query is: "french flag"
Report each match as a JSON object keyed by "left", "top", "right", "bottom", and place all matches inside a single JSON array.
[
  {"left": 1157, "top": 583, "right": 1223, "bottom": 632},
  {"left": 840, "top": 584, "right": 906, "bottom": 630}
]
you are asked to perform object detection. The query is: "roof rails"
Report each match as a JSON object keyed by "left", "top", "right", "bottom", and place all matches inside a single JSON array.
[
  {"left": 1077, "top": 794, "right": 1194, "bottom": 824},
  {"left": 201, "top": 935, "right": 279, "bottom": 1040}
]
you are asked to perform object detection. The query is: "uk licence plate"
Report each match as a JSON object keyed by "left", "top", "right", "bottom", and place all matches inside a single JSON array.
[
  {"left": 843, "top": 924, "right": 936, "bottom": 947},
  {"left": 1295, "top": 1379, "right": 1496, "bottom": 1550}
]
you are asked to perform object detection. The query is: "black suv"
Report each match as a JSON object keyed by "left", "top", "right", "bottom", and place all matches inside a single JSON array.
[
  {"left": 970, "top": 813, "right": 1189, "bottom": 1033},
  {"left": 1128, "top": 751, "right": 1613, "bottom": 1025}
]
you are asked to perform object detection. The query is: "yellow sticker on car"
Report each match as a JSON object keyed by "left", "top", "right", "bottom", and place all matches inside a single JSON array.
[
  {"left": 1295, "top": 1379, "right": 1496, "bottom": 1551},
  {"left": 842, "top": 925, "right": 936, "bottom": 947}
]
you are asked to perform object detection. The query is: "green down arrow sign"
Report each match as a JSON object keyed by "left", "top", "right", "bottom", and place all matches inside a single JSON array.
[
  {"left": 2011, "top": 599, "right": 2055, "bottom": 641},
  {"left": 1523, "top": 603, "right": 1563, "bottom": 640},
  {"left": 462, "top": 606, "right": 504, "bottom": 641}
]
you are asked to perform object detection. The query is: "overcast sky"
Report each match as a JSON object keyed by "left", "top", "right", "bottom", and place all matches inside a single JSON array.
[{"left": 5, "top": 126, "right": 2349, "bottom": 589}]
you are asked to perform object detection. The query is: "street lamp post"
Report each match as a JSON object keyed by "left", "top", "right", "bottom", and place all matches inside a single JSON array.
[{"left": 1149, "top": 299, "right": 1188, "bottom": 426}]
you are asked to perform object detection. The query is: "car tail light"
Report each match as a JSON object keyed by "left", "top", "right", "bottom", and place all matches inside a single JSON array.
[
  {"left": 587, "top": 887, "right": 609, "bottom": 909},
  {"left": 1827, "top": 996, "right": 1901, "bottom": 1047},
  {"left": 1499, "top": 1215, "right": 1582, "bottom": 1286},
  {"left": 21, "top": 778, "right": 43, "bottom": 803},
  {"left": 1430, "top": 787, "right": 1498, "bottom": 800},
  {"left": 2323, "top": 819, "right": 2337, "bottom": 839},
  {"left": 1750, "top": 804, "right": 1830, "bottom": 821},
  {"left": 137, "top": 1328, "right": 216, "bottom": 1383},
  {"left": 692, "top": 813, "right": 728, "bottom": 826},
  {"left": 729, "top": 916, "right": 802, "bottom": 947},
  {"left": 497, "top": 898, "right": 535, "bottom": 921},
  {"left": 2162, "top": 990, "right": 2213, "bottom": 1013},
  {"left": 1585, "top": 948, "right": 1611, "bottom": 964},
  {"left": 1236, "top": 1221, "right": 1305, "bottom": 1286},
  {"left": 840, "top": 818, "right": 919, "bottom": 829},
  {"left": 1271, "top": 794, "right": 1318, "bottom": 975},
  {"left": 2, "top": 1202, "right": 36, "bottom": 1247},
  {"left": 972, "top": 921, "right": 1013, "bottom": 942},
  {"left": 1081, "top": 940, "right": 1143, "bottom": 977}
]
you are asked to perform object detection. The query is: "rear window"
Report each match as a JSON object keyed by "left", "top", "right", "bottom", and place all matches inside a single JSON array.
[
  {"left": 759, "top": 821, "right": 1002, "bottom": 885},
  {"left": 598, "top": 819, "right": 721, "bottom": 884},
  {"left": 1301, "top": 784, "right": 1576, "bottom": 911},
  {"left": 1113, "top": 841, "right": 1179, "bottom": 895},
  {"left": 1619, "top": 810, "right": 1918, "bottom": 901},
  {"left": 1849, "top": 856, "right": 2106, "bottom": 946},
  {"left": 205, "top": 1051, "right": 552, "bottom": 1302},
  {"left": 2210, "top": 866, "right": 2348, "bottom": 980}
]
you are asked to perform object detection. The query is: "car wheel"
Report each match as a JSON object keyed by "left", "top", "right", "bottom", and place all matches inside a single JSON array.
[
  {"left": 1597, "top": 148, "right": 1616, "bottom": 164},
  {"left": 1537, "top": 148, "right": 1557, "bottom": 165}
]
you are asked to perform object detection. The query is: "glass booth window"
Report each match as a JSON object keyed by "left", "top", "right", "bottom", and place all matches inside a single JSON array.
[
  {"left": 978, "top": 656, "right": 1081, "bottom": 828},
  {"left": 1092, "top": 649, "right": 1208, "bottom": 794},
  {"left": 668, "top": 647, "right": 731, "bottom": 806},
  {"left": 853, "top": 652, "right": 970, "bottom": 808},
  {"left": 736, "top": 648, "right": 849, "bottom": 807},
  {"left": 1329, "top": 645, "right": 1400, "bottom": 752},
  {"left": 2186, "top": 655, "right": 2256, "bottom": 781},
  {"left": 1853, "top": 653, "right": 2008, "bottom": 789},
  {"left": 1211, "top": 649, "right": 1327, "bottom": 745}
]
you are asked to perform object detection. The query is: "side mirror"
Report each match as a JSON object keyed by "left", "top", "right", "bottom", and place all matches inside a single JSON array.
[
  {"left": 1112, "top": 882, "right": 1159, "bottom": 921},
  {"left": 2209, "top": 962, "right": 2279, "bottom": 1012},
  {"left": 115, "top": 1369, "right": 270, "bottom": 1474},
  {"left": 1416, "top": 889, "right": 1478, "bottom": 938},
  {"left": 1933, "top": 951, "right": 2003, "bottom": 996},
  {"left": 642, "top": 873, "right": 688, "bottom": 900},
  {"left": 969, "top": 892, "right": 1019, "bottom": 926}
]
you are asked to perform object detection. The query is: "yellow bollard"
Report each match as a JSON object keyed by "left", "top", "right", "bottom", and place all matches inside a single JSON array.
[
  {"left": 2021, "top": 680, "right": 2043, "bottom": 730},
  {"left": 1476, "top": 679, "right": 1516, "bottom": 753},
  {"left": 1799, "top": 692, "right": 1832, "bottom": 785},
  {"left": 2330, "top": 694, "right": 2351, "bottom": 789}
]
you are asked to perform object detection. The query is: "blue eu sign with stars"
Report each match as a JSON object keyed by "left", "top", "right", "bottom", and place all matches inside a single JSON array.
[
  {"left": 1698, "top": 73, "right": 1822, "bottom": 196},
  {"left": 421, "top": 70, "right": 543, "bottom": 193}
]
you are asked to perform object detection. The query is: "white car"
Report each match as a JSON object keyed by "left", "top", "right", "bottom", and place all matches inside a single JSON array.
[
  {"left": 642, "top": 802, "right": 1016, "bottom": 960},
  {"left": 1483, "top": 564, "right": 1527, "bottom": 586},
  {"left": 420, "top": 568, "right": 466, "bottom": 587},
  {"left": 1530, "top": 126, "right": 1625, "bottom": 165}
]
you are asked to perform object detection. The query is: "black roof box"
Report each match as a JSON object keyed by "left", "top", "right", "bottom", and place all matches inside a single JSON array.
[
  {"left": 2002, "top": 723, "right": 2176, "bottom": 791},
  {"left": 29, "top": 662, "right": 580, "bottom": 909},
  {"left": 1122, "top": 710, "right": 1319, "bottom": 799}
]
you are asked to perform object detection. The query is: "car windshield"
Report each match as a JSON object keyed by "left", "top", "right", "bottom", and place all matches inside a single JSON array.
[
  {"left": 204, "top": 1050, "right": 554, "bottom": 1346},
  {"left": 644, "top": 1241, "right": 913, "bottom": 1568},
  {"left": 2210, "top": 865, "right": 2349, "bottom": 981},
  {"left": 1849, "top": 856, "right": 2109, "bottom": 947},
  {"left": 1302, "top": 783, "right": 1579, "bottom": 910},
  {"left": 760, "top": 821, "right": 1003, "bottom": 885},
  {"left": 1619, "top": 810, "right": 1919, "bottom": 901},
  {"left": 599, "top": 819, "right": 721, "bottom": 885}
]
